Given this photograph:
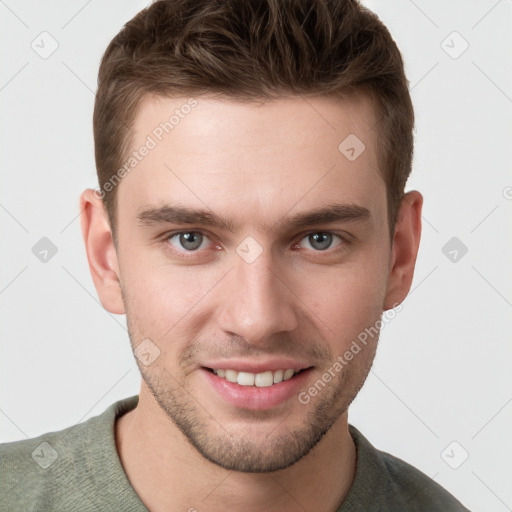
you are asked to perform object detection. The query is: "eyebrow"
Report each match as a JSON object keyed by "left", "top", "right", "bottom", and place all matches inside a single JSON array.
[
  {"left": 136, "top": 205, "right": 238, "bottom": 231},
  {"left": 281, "top": 203, "right": 371, "bottom": 230},
  {"left": 135, "top": 203, "right": 371, "bottom": 232}
]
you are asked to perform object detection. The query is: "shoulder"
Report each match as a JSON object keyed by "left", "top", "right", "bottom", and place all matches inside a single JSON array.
[
  {"left": 0, "top": 415, "right": 96, "bottom": 510},
  {"left": 375, "top": 448, "right": 469, "bottom": 510},
  {"left": 0, "top": 395, "right": 139, "bottom": 512},
  {"left": 344, "top": 425, "right": 471, "bottom": 512}
]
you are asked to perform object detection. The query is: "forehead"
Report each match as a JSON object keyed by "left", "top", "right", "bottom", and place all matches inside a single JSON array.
[{"left": 117, "top": 94, "right": 386, "bottom": 232}]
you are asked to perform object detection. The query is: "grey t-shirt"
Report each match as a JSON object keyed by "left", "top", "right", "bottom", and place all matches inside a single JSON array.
[{"left": 0, "top": 395, "right": 470, "bottom": 511}]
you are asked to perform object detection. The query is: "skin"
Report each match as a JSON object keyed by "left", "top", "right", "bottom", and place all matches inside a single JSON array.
[{"left": 80, "top": 94, "right": 422, "bottom": 512}]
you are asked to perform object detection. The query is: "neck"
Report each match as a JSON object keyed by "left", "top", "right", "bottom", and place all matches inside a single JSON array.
[{"left": 116, "top": 386, "right": 356, "bottom": 512}]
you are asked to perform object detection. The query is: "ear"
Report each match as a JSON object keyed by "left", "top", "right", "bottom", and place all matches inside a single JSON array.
[
  {"left": 383, "top": 190, "right": 423, "bottom": 310},
  {"left": 79, "top": 189, "right": 125, "bottom": 314}
]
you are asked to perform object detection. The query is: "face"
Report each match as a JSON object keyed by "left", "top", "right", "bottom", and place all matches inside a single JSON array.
[{"left": 113, "top": 94, "right": 394, "bottom": 472}]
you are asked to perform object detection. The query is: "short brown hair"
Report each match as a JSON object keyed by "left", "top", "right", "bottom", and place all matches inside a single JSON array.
[{"left": 93, "top": 0, "right": 414, "bottom": 243}]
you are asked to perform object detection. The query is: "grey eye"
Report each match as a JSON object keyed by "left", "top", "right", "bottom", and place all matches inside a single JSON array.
[
  {"left": 169, "top": 232, "right": 206, "bottom": 251},
  {"left": 298, "top": 232, "right": 342, "bottom": 251},
  {"left": 308, "top": 233, "right": 332, "bottom": 250}
]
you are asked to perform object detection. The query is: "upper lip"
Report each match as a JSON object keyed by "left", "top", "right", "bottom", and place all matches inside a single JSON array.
[{"left": 202, "top": 359, "right": 313, "bottom": 373}]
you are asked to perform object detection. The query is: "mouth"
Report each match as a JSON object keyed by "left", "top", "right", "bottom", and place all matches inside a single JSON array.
[
  {"left": 204, "top": 367, "right": 305, "bottom": 387},
  {"left": 199, "top": 359, "right": 314, "bottom": 411}
]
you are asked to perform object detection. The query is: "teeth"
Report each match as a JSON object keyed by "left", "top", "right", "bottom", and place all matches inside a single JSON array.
[
  {"left": 273, "top": 369, "right": 284, "bottom": 384},
  {"left": 283, "top": 369, "right": 295, "bottom": 381},
  {"left": 225, "top": 369, "right": 238, "bottom": 383},
  {"left": 212, "top": 368, "right": 300, "bottom": 387},
  {"left": 255, "top": 371, "right": 274, "bottom": 387},
  {"left": 237, "top": 372, "right": 255, "bottom": 386}
]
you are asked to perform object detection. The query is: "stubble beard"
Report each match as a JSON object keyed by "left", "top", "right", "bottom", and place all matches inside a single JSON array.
[
  {"left": 135, "top": 342, "right": 377, "bottom": 473},
  {"left": 122, "top": 282, "right": 380, "bottom": 473}
]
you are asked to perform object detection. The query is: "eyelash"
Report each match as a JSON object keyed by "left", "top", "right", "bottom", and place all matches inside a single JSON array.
[{"left": 161, "top": 230, "right": 350, "bottom": 258}]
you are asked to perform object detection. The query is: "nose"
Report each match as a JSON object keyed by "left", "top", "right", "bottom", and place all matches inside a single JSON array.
[{"left": 216, "top": 247, "right": 299, "bottom": 345}]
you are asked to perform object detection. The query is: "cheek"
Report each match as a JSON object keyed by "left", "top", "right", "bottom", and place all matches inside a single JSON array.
[
  {"left": 121, "top": 257, "right": 226, "bottom": 341},
  {"left": 302, "top": 258, "right": 389, "bottom": 342}
]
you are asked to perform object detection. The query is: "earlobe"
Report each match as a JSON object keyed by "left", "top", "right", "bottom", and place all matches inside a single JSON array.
[
  {"left": 79, "top": 189, "right": 125, "bottom": 314},
  {"left": 383, "top": 190, "right": 423, "bottom": 310}
]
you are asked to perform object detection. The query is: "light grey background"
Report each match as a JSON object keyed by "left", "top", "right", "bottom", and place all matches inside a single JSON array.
[{"left": 1, "top": 1, "right": 511, "bottom": 511}]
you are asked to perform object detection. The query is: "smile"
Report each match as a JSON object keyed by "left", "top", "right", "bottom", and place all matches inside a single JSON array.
[{"left": 208, "top": 368, "right": 301, "bottom": 387}]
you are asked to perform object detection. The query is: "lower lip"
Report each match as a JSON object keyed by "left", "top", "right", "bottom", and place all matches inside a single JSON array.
[{"left": 200, "top": 367, "right": 312, "bottom": 410}]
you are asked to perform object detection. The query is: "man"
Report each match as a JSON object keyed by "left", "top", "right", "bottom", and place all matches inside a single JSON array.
[{"left": 0, "top": 0, "right": 471, "bottom": 510}]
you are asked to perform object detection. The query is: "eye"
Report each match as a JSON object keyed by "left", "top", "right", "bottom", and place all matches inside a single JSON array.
[
  {"left": 168, "top": 231, "right": 210, "bottom": 251},
  {"left": 297, "top": 232, "right": 344, "bottom": 251}
]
